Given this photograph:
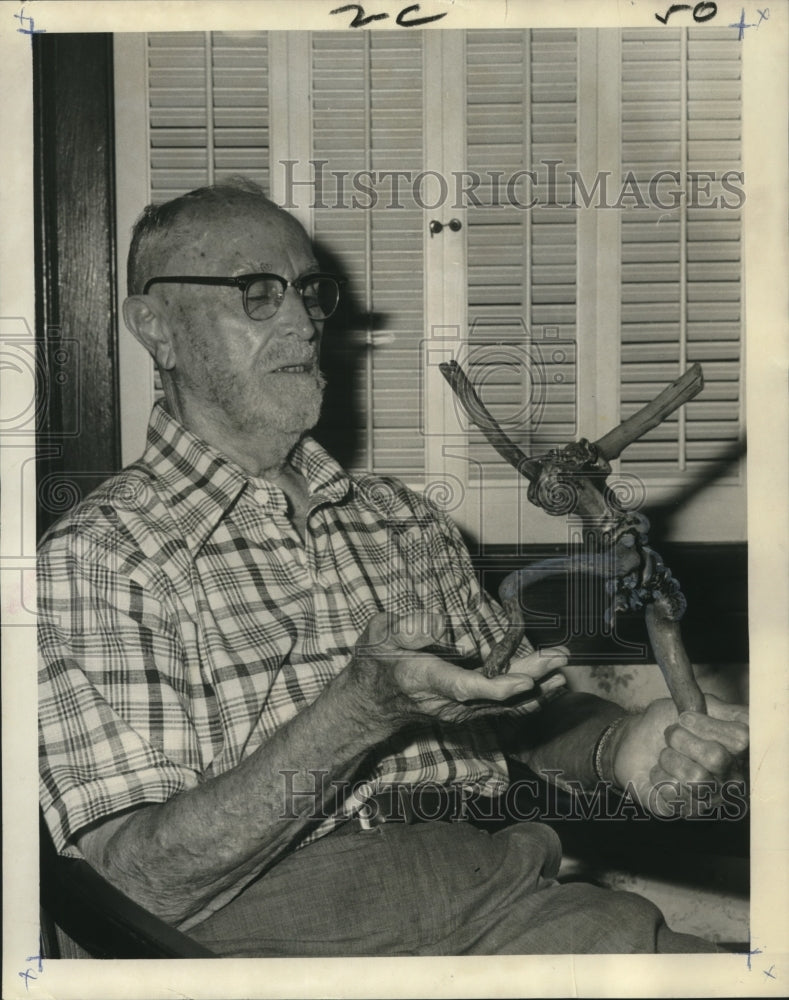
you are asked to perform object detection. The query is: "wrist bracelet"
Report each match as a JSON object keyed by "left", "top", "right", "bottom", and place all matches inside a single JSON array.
[{"left": 592, "top": 715, "right": 631, "bottom": 786}]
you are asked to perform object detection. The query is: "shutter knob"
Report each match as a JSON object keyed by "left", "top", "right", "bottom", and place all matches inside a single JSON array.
[{"left": 429, "top": 219, "right": 462, "bottom": 237}]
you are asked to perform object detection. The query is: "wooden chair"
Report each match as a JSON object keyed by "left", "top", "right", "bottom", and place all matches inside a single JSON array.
[{"left": 39, "top": 810, "right": 214, "bottom": 958}]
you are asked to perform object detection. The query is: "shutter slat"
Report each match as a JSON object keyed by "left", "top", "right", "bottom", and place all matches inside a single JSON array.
[
  {"left": 147, "top": 31, "right": 270, "bottom": 204},
  {"left": 464, "top": 29, "right": 578, "bottom": 475},
  {"left": 620, "top": 30, "right": 742, "bottom": 476}
]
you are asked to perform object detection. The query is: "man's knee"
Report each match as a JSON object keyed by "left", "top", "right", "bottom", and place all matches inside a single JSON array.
[
  {"left": 600, "top": 886, "right": 664, "bottom": 925},
  {"left": 538, "top": 883, "right": 667, "bottom": 953}
]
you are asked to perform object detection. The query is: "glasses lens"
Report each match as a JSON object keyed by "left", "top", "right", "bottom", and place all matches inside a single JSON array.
[
  {"left": 245, "top": 277, "right": 285, "bottom": 320},
  {"left": 300, "top": 276, "right": 340, "bottom": 319}
]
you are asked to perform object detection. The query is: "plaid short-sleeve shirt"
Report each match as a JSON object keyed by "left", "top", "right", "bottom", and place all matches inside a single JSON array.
[{"left": 39, "top": 403, "right": 562, "bottom": 858}]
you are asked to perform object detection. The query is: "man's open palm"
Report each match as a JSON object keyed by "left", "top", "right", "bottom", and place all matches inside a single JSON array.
[{"left": 351, "top": 611, "right": 568, "bottom": 726}]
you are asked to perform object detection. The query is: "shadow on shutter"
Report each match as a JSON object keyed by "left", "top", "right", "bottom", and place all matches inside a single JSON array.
[
  {"left": 619, "top": 27, "right": 742, "bottom": 480},
  {"left": 311, "top": 31, "right": 426, "bottom": 480}
]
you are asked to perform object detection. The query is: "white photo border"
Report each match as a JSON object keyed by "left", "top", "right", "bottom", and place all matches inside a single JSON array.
[{"left": 2, "top": 2, "right": 787, "bottom": 997}]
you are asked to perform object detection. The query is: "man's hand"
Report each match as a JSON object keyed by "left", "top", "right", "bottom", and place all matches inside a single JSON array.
[
  {"left": 612, "top": 694, "right": 749, "bottom": 816},
  {"left": 348, "top": 611, "right": 568, "bottom": 730}
]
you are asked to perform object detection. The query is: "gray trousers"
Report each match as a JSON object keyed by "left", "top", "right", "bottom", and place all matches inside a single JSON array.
[{"left": 190, "top": 819, "right": 718, "bottom": 956}]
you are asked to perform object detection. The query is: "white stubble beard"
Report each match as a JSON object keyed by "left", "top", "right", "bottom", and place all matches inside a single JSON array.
[{"left": 232, "top": 366, "right": 327, "bottom": 437}]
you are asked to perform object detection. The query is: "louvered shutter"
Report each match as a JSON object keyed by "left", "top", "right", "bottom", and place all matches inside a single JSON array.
[
  {"left": 619, "top": 27, "right": 742, "bottom": 478},
  {"left": 465, "top": 30, "right": 578, "bottom": 477},
  {"left": 148, "top": 31, "right": 270, "bottom": 203},
  {"left": 311, "top": 32, "right": 426, "bottom": 479},
  {"left": 118, "top": 28, "right": 743, "bottom": 537}
]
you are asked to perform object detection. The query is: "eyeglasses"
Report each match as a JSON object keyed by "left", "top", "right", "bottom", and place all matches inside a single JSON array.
[{"left": 142, "top": 272, "right": 344, "bottom": 322}]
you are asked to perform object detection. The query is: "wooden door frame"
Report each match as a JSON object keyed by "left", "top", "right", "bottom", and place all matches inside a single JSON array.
[{"left": 34, "top": 32, "right": 121, "bottom": 539}]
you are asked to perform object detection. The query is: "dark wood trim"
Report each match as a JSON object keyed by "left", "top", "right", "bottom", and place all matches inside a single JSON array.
[{"left": 34, "top": 33, "right": 121, "bottom": 539}]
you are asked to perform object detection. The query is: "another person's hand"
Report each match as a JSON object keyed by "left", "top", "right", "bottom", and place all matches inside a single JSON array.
[
  {"left": 348, "top": 611, "right": 567, "bottom": 729},
  {"left": 611, "top": 695, "right": 749, "bottom": 816}
]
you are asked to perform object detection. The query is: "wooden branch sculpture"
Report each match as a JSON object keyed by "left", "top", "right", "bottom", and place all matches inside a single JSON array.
[{"left": 439, "top": 360, "right": 707, "bottom": 715}]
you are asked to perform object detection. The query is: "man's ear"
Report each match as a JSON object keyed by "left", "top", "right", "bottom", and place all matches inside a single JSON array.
[{"left": 122, "top": 295, "right": 177, "bottom": 371}]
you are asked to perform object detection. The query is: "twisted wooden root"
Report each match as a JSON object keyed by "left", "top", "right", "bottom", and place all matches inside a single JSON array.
[{"left": 440, "top": 359, "right": 707, "bottom": 715}]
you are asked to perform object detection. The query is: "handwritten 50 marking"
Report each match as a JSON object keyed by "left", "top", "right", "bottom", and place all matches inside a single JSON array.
[{"left": 655, "top": 2, "right": 718, "bottom": 23}]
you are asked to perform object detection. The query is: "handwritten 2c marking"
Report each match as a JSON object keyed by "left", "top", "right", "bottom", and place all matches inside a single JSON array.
[
  {"left": 655, "top": 2, "right": 717, "bottom": 23},
  {"left": 330, "top": 3, "right": 448, "bottom": 28}
]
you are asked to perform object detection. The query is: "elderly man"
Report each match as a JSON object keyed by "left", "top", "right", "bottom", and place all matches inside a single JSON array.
[{"left": 39, "top": 179, "right": 748, "bottom": 956}]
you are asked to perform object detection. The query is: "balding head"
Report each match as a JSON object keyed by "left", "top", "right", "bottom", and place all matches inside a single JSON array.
[{"left": 126, "top": 178, "right": 303, "bottom": 295}]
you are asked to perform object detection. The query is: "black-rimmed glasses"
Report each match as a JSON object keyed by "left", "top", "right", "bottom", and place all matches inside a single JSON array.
[{"left": 142, "top": 272, "right": 344, "bottom": 322}]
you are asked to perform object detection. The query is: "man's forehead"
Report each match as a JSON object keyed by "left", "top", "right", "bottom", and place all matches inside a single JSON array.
[{"left": 170, "top": 202, "right": 314, "bottom": 272}]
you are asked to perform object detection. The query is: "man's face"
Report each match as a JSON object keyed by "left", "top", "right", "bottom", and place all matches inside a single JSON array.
[{"left": 160, "top": 202, "right": 326, "bottom": 439}]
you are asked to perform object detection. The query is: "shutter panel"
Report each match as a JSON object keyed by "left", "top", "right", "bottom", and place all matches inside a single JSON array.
[
  {"left": 619, "top": 28, "right": 742, "bottom": 478},
  {"left": 128, "top": 27, "right": 742, "bottom": 532},
  {"left": 212, "top": 32, "right": 270, "bottom": 190},
  {"left": 465, "top": 30, "right": 578, "bottom": 476},
  {"left": 311, "top": 32, "right": 425, "bottom": 479},
  {"left": 148, "top": 32, "right": 211, "bottom": 200},
  {"left": 148, "top": 31, "right": 270, "bottom": 204}
]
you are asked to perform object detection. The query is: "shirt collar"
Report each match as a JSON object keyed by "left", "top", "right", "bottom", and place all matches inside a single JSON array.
[{"left": 141, "top": 403, "right": 352, "bottom": 554}]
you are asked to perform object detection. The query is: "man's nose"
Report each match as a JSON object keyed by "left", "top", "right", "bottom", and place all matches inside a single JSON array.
[{"left": 276, "top": 286, "right": 319, "bottom": 340}]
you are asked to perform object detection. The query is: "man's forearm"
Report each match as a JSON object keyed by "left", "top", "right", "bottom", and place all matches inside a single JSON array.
[
  {"left": 503, "top": 690, "right": 628, "bottom": 788},
  {"left": 75, "top": 613, "right": 560, "bottom": 929},
  {"left": 79, "top": 664, "right": 390, "bottom": 929}
]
